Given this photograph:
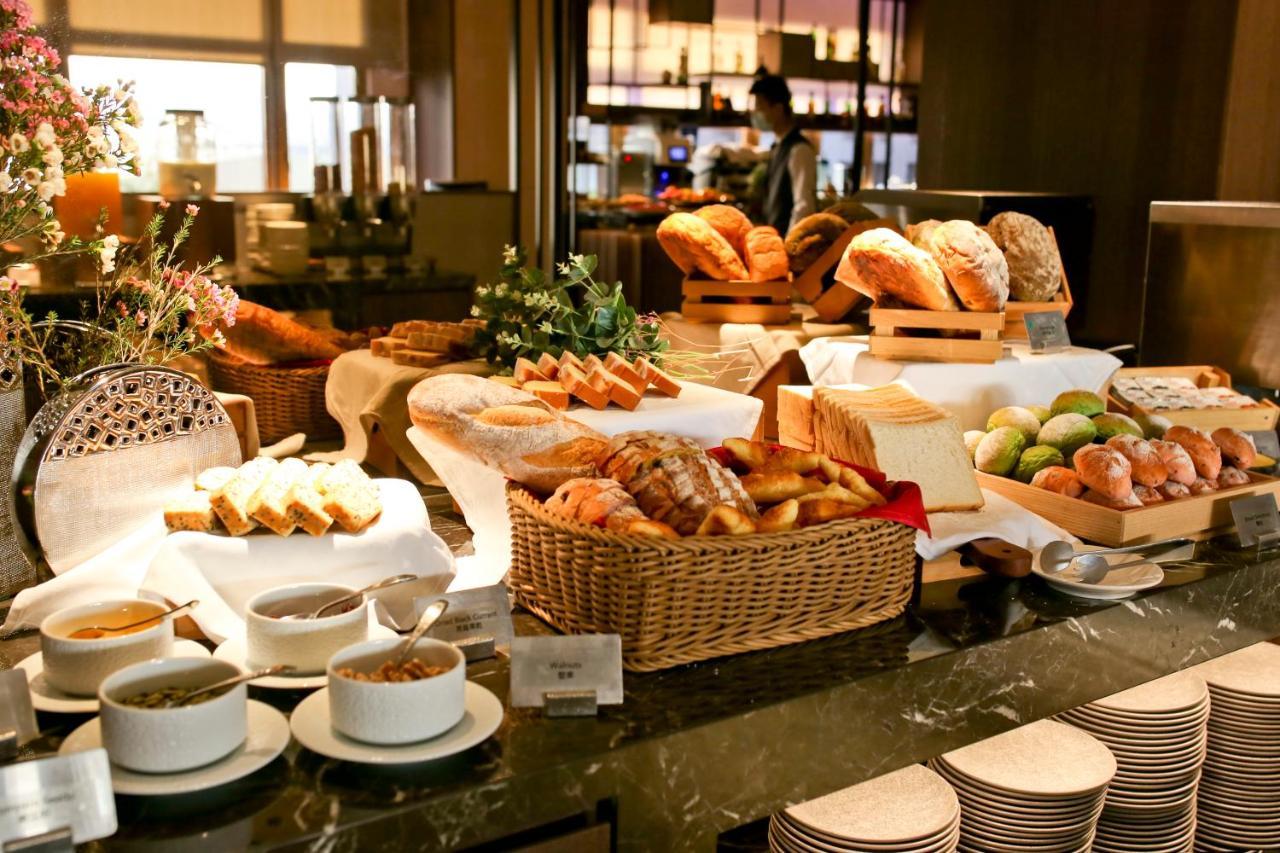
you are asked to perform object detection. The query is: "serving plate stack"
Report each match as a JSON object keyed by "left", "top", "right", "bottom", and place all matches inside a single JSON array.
[
  {"left": 1191, "top": 642, "right": 1280, "bottom": 851},
  {"left": 768, "top": 764, "right": 960, "bottom": 852},
  {"left": 927, "top": 719, "right": 1114, "bottom": 852},
  {"left": 1055, "top": 671, "right": 1208, "bottom": 852}
]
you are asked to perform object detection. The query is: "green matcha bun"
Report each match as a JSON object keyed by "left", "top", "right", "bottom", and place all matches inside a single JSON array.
[
  {"left": 1015, "top": 445, "right": 1066, "bottom": 483},
  {"left": 1133, "top": 411, "right": 1173, "bottom": 439},
  {"left": 1038, "top": 413, "right": 1098, "bottom": 457},
  {"left": 1027, "top": 404, "right": 1052, "bottom": 424},
  {"left": 986, "top": 406, "right": 1042, "bottom": 445},
  {"left": 1092, "top": 412, "right": 1143, "bottom": 441},
  {"left": 975, "top": 426, "right": 1027, "bottom": 476},
  {"left": 1050, "top": 389, "right": 1106, "bottom": 418}
]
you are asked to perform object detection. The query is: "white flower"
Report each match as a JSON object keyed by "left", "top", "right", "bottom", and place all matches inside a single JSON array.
[
  {"left": 9, "top": 133, "right": 30, "bottom": 153},
  {"left": 42, "top": 146, "right": 63, "bottom": 167},
  {"left": 570, "top": 253, "right": 586, "bottom": 266},
  {"left": 98, "top": 235, "right": 120, "bottom": 273},
  {"left": 475, "top": 285, "right": 490, "bottom": 297},
  {"left": 494, "top": 283, "right": 509, "bottom": 298},
  {"left": 97, "top": 154, "right": 119, "bottom": 170},
  {"left": 502, "top": 245, "right": 518, "bottom": 264},
  {"left": 469, "top": 304, "right": 481, "bottom": 317},
  {"left": 0, "top": 171, "right": 10, "bottom": 192},
  {"left": 88, "top": 125, "right": 105, "bottom": 140},
  {"left": 556, "top": 262, "right": 571, "bottom": 275},
  {"left": 21, "top": 167, "right": 41, "bottom": 185},
  {"left": 36, "top": 181, "right": 57, "bottom": 202},
  {"left": 127, "top": 99, "right": 142, "bottom": 124},
  {"left": 210, "top": 329, "right": 226, "bottom": 346},
  {"left": 33, "top": 122, "right": 56, "bottom": 148}
]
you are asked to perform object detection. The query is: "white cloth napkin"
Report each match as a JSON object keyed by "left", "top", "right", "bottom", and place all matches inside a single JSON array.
[
  {"left": 798, "top": 337, "right": 1122, "bottom": 430},
  {"left": 916, "top": 488, "right": 1078, "bottom": 560},
  {"left": 2, "top": 479, "right": 455, "bottom": 643}
]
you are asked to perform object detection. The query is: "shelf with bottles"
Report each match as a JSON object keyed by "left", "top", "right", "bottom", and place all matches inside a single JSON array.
[{"left": 582, "top": 103, "right": 918, "bottom": 135}]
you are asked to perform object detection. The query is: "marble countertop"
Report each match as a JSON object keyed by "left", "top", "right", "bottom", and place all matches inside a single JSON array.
[{"left": 4, "top": 510, "right": 1279, "bottom": 851}]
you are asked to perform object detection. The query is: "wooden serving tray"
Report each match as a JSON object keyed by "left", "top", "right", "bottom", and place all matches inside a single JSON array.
[
  {"left": 792, "top": 218, "right": 899, "bottom": 323},
  {"left": 681, "top": 278, "right": 793, "bottom": 325},
  {"left": 1001, "top": 226, "right": 1073, "bottom": 339},
  {"left": 869, "top": 308, "right": 1005, "bottom": 364},
  {"left": 1105, "top": 365, "right": 1280, "bottom": 432},
  {"left": 976, "top": 470, "right": 1280, "bottom": 547}
]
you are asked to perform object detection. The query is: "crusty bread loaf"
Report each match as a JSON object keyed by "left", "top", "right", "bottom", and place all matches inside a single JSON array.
[
  {"left": 784, "top": 212, "right": 848, "bottom": 275},
  {"left": 743, "top": 225, "right": 789, "bottom": 282},
  {"left": 1211, "top": 427, "right": 1256, "bottom": 469},
  {"left": 544, "top": 477, "right": 646, "bottom": 532},
  {"left": 407, "top": 374, "right": 608, "bottom": 494},
  {"left": 1030, "top": 466, "right": 1084, "bottom": 498},
  {"left": 1165, "top": 425, "right": 1222, "bottom": 480},
  {"left": 1072, "top": 445, "right": 1133, "bottom": 501},
  {"left": 925, "top": 220, "right": 1009, "bottom": 312},
  {"left": 834, "top": 228, "right": 958, "bottom": 311},
  {"left": 694, "top": 204, "right": 753, "bottom": 258},
  {"left": 1150, "top": 439, "right": 1197, "bottom": 486},
  {"left": 657, "top": 212, "right": 748, "bottom": 280},
  {"left": 1105, "top": 434, "right": 1167, "bottom": 487},
  {"left": 904, "top": 219, "right": 942, "bottom": 250},
  {"left": 211, "top": 301, "right": 346, "bottom": 365},
  {"left": 812, "top": 385, "right": 983, "bottom": 512},
  {"left": 984, "top": 211, "right": 1062, "bottom": 302}
]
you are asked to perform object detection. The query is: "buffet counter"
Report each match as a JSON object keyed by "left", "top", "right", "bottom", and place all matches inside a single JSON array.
[{"left": 3, "top": 503, "right": 1277, "bottom": 852}]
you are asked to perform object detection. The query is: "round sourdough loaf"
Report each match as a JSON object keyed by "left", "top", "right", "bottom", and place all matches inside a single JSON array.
[
  {"left": 984, "top": 211, "right": 1062, "bottom": 302},
  {"left": 657, "top": 212, "right": 747, "bottom": 280},
  {"left": 407, "top": 374, "right": 608, "bottom": 494},
  {"left": 835, "top": 227, "right": 958, "bottom": 311},
  {"left": 904, "top": 219, "right": 942, "bottom": 250},
  {"left": 694, "top": 204, "right": 753, "bottom": 258},
  {"left": 784, "top": 212, "right": 848, "bottom": 274},
  {"left": 743, "top": 225, "right": 789, "bottom": 282},
  {"left": 925, "top": 220, "right": 1009, "bottom": 312}
]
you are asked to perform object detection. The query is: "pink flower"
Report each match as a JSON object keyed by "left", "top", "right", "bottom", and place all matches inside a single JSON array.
[
  {"left": 0, "top": 276, "right": 18, "bottom": 294},
  {"left": 185, "top": 204, "right": 199, "bottom": 216},
  {"left": 134, "top": 309, "right": 147, "bottom": 327},
  {"left": 158, "top": 199, "right": 170, "bottom": 210}
]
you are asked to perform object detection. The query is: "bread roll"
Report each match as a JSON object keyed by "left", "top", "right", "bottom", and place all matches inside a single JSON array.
[
  {"left": 1132, "top": 484, "right": 1165, "bottom": 506},
  {"left": 1082, "top": 488, "right": 1142, "bottom": 509},
  {"left": 694, "top": 204, "right": 753, "bottom": 258},
  {"left": 1030, "top": 465, "right": 1084, "bottom": 498},
  {"left": 1157, "top": 481, "right": 1191, "bottom": 501},
  {"left": 1218, "top": 466, "right": 1251, "bottom": 488},
  {"left": 1150, "top": 439, "right": 1197, "bottom": 486},
  {"left": 657, "top": 212, "right": 747, "bottom": 280},
  {"left": 211, "top": 300, "right": 346, "bottom": 365},
  {"left": 984, "top": 211, "right": 1062, "bottom": 302},
  {"left": 834, "top": 228, "right": 957, "bottom": 311},
  {"left": 544, "top": 478, "right": 646, "bottom": 532},
  {"left": 407, "top": 374, "right": 608, "bottom": 494},
  {"left": 1211, "top": 427, "right": 1257, "bottom": 469},
  {"left": 925, "top": 220, "right": 1009, "bottom": 312},
  {"left": 1105, "top": 434, "right": 1167, "bottom": 487},
  {"left": 784, "top": 212, "right": 848, "bottom": 275},
  {"left": 904, "top": 219, "right": 941, "bottom": 250},
  {"left": 743, "top": 225, "right": 789, "bottom": 282},
  {"left": 1188, "top": 477, "right": 1219, "bottom": 495},
  {"left": 1165, "top": 425, "right": 1222, "bottom": 480},
  {"left": 1072, "top": 445, "right": 1133, "bottom": 501}
]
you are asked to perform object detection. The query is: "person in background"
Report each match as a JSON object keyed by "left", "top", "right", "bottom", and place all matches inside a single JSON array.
[{"left": 749, "top": 74, "right": 817, "bottom": 233}]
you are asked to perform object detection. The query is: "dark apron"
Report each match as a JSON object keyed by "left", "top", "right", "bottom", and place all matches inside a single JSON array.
[{"left": 764, "top": 126, "right": 813, "bottom": 233}]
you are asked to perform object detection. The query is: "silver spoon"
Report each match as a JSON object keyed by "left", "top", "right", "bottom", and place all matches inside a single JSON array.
[
  {"left": 393, "top": 599, "right": 449, "bottom": 668},
  {"left": 1039, "top": 537, "right": 1193, "bottom": 576},
  {"left": 169, "top": 664, "right": 295, "bottom": 707},
  {"left": 279, "top": 574, "right": 419, "bottom": 621},
  {"left": 67, "top": 599, "right": 199, "bottom": 640},
  {"left": 1068, "top": 540, "right": 1198, "bottom": 584}
]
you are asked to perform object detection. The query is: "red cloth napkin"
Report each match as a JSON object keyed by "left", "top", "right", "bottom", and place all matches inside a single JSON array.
[{"left": 708, "top": 445, "right": 931, "bottom": 536}]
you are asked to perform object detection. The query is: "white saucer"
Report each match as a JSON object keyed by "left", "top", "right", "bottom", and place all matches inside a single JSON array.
[
  {"left": 291, "top": 681, "right": 502, "bottom": 764},
  {"left": 17, "top": 639, "right": 211, "bottom": 714},
  {"left": 1033, "top": 546, "right": 1163, "bottom": 600},
  {"left": 59, "top": 700, "right": 289, "bottom": 796},
  {"left": 212, "top": 624, "right": 397, "bottom": 689}
]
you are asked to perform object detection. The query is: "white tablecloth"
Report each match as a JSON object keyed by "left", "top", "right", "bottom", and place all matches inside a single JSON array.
[
  {"left": 406, "top": 381, "right": 764, "bottom": 590},
  {"left": 799, "top": 337, "right": 1122, "bottom": 430}
]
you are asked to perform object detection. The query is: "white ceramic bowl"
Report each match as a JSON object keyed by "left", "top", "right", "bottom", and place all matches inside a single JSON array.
[
  {"left": 245, "top": 583, "right": 368, "bottom": 675},
  {"left": 327, "top": 638, "right": 465, "bottom": 745},
  {"left": 40, "top": 599, "right": 175, "bottom": 696},
  {"left": 98, "top": 657, "right": 247, "bottom": 773}
]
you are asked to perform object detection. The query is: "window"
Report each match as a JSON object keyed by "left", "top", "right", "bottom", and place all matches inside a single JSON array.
[
  {"left": 67, "top": 55, "right": 268, "bottom": 193},
  {"left": 284, "top": 63, "right": 358, "bottom": 193}
]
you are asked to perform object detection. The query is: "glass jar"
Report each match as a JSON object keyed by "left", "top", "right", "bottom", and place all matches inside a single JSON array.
[{"left": 156, "top": 110, "right": 217, "bottom": 199}]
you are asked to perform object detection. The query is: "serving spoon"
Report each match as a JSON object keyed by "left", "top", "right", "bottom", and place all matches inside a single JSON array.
[
  {"left": 67, "top": 599, "right": 199, "bottom": 640},
  {"left": 169, "top": 664, "right": 295, "bottom": 707},
  {"left": 1053, "top": 539, "right": 1197, "bottom": 584},
  {"left": 392, "top": 599, "right": 450, "bottom": 668},
  {"left": 1039, "top": 537, "right": 1193, "bottom": 577},
  {"left": 279, "top": 574, "right": 419, "bottom": 621}
]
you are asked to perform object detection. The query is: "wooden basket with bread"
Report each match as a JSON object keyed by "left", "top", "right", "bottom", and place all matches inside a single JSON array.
[{"left": 407, "top": 374, "right": 927, "bottom": 672}]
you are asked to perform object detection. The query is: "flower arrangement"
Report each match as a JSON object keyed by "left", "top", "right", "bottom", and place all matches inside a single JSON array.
[
  {"left": 0, "top": 0, "right": 140, "bottom": 260},
  {"left": 471, "top": 246, "right": 668, "bottom": 370}
]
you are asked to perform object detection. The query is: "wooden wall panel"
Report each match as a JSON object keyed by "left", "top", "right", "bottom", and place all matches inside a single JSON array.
[
  {"left": 917, "top": 0, "right": 1238, "bottom": 347},
  {"left": 1218, "top": 0, "right": 1280, "bottom": 201}
]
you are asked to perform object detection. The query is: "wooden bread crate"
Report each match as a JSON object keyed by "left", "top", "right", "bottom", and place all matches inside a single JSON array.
[
  {"left": 793, "top": 218, "right": 899, "bottom": 323},
  {"left": 1002, "top": 226, "right": 1074, "bottom": 339},
  {"left": 1104, "top": 365, "right": 1280, "bottom": 432},
  {"left": 868, "top": 308, "right": 1005, "bottom": 364},
  {"left": 976, "top": 470, "right": 1280, "bottom": 547},
  {"left": 681, "top": 278, "right": 793, "bottom": 325}
]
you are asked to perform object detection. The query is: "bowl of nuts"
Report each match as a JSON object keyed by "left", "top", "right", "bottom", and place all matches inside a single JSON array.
[{"left": 326, "top": 637, "right": 464, "bottom": 744}]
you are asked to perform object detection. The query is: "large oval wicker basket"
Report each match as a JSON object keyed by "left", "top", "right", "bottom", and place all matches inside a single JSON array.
[
  {"left": 206, "top": 351, "right": 340, "bottom": 445},
  {"left": 506, "top": 483, "right": 918, "bottom": 672}
]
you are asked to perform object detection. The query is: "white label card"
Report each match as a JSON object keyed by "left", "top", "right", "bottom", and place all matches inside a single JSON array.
[
  {"left": 1232, "top": 494, "right": 1280, "bottom": 548},
  {"left": 423, "top": 584, "right": 514, "bottom": 652},
  {"left": 0, "top": 750, "right": 116, "bottom": 845},
  {"left": 509, "top": 635, "right": 624, "bottom": 708},
  {"left": 1024, "top": 311, "right": 1071, "bottom": 353},
  {"left": 0, "top": 670, "right": 36, "bottom": 747}
]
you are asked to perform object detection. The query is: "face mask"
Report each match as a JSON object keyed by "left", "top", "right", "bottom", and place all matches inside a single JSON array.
[{"left": 750, "top": 110, "right": 771, "bottom": 131}]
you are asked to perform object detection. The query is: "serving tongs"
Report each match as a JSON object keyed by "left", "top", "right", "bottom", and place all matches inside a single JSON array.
[{"left": 1040, "top": 537, "right": 1196, "bottom": 584}]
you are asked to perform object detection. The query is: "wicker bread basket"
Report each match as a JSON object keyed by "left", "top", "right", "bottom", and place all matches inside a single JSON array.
[
  {"left": 206, "top": 350, "right": 340, "bottom": 445},
  {"left": 506, "top": 483, "right": 918, "bottom": 672}
]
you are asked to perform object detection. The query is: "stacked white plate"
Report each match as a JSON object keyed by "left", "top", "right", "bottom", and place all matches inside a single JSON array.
[
  {"left": 1055, "top": 670, "right": 1208, "bottom": 853},
  {"left": 1191, "top": 642, "right": 1280, "bottom": 852},
  {"left": 927, "top": 718, "right": 1114, "bottom": 852},
  {"left": 768, "top": 764, "right": 961, "bottom": 852}
]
